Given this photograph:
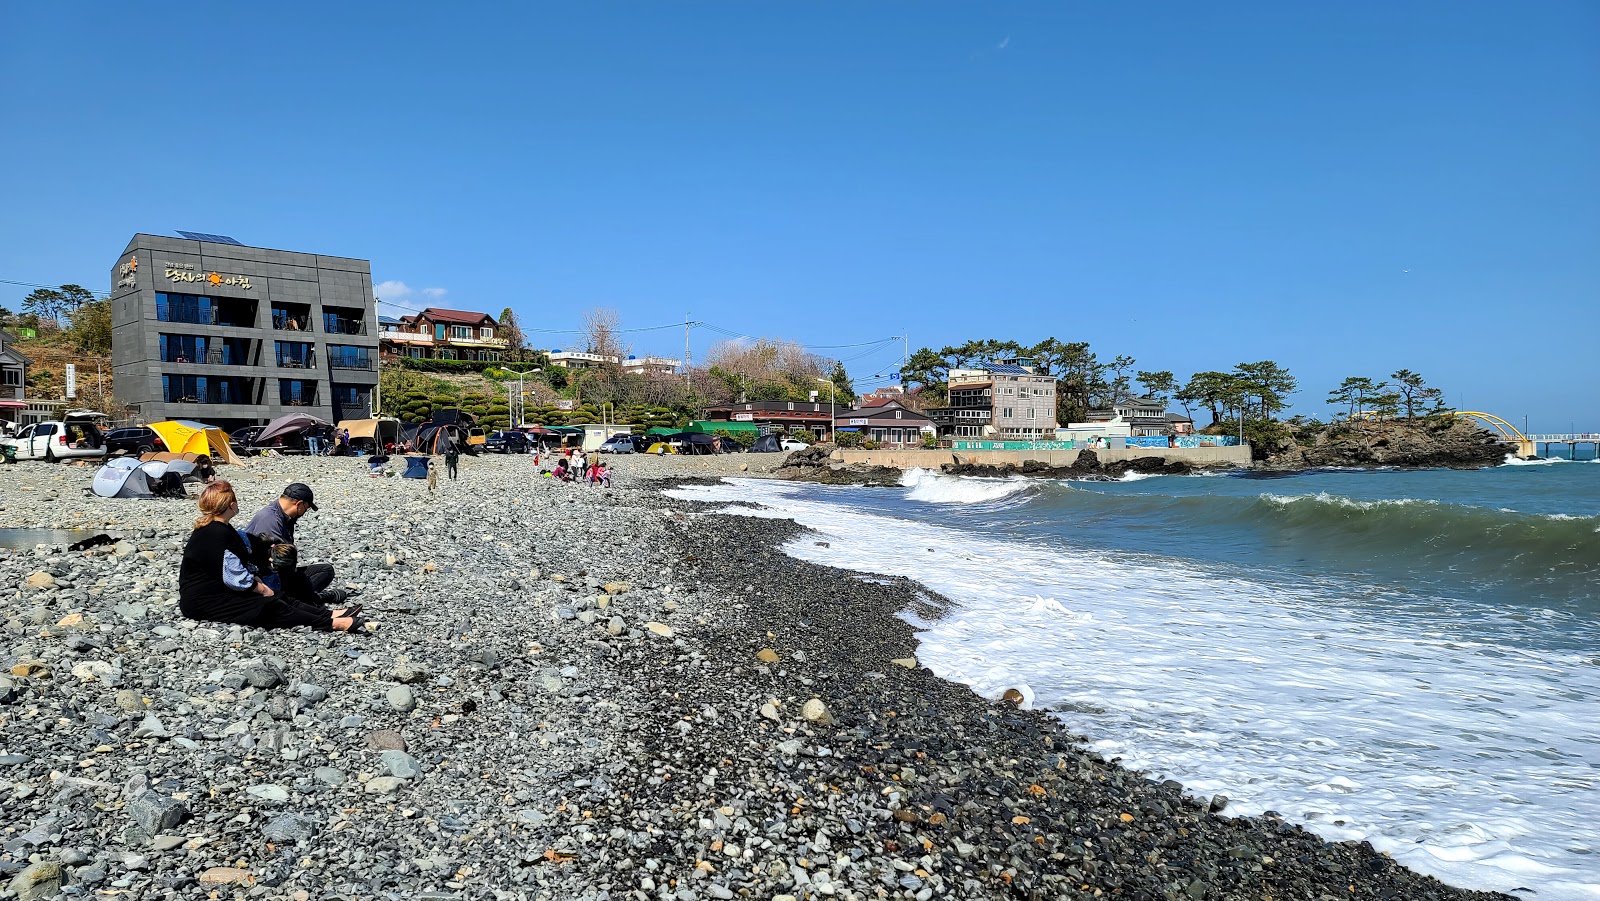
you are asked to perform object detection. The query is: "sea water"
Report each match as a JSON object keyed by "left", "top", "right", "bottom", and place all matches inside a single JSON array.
[{"left": 669, "top": 458, "right": 1600, "bottom": 899}]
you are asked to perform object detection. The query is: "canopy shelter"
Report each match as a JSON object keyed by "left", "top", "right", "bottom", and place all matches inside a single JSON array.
[
  {"left": 687, "top": 420, "right": 760, "bottom": 435},
  {"left": 750, "top": 434, "right": 783, "bottom": 453},
  {"left": 147, "top": 420, "right": 242, "bottom": 465},
  {"left": 644, "top": 427, "right": 678, "bottom": 436},
  {"left": 257, "top": 413, "right": 331, "bottom": 444},
  {"left": 91, "top": 457, "right": 186, "bottom": 499},
  {"left": 336, "top": 418, "right": 401, "bottom": 450}
]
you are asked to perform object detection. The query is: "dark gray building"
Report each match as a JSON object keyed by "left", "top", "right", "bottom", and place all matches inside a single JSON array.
[{"left": 110, "top": 233, "right": 379, "bottom": 430}]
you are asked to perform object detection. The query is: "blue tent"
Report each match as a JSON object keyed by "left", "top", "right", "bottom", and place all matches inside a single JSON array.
[{"left": 402, "top": 456, "right": 431, "bottom": 479}]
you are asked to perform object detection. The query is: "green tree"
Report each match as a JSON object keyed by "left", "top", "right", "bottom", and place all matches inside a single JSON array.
[
  {"left": 69, "top": 300, "right": 112, "bottom": 353},
  {"left": 899, "top": 347, "right": 950, "bottom": 392},
  {"left": 22, "top": 288, "right": 65, "bottom": 322},
  {"left": 1135, "top": 370, "right": 1178, "bottom": 405},
  {"left": 498, "top": 307, "right": 528, "bottom": 362},
  {"left": 1105, "top": 355, "right": 1137, "bottom": 405},
  {"left": 1178, "top": 371, "right": 1243, "bottom": 425},
  {"left": 827, "top": 360, "right": 856, "bottom": 405},
  {"left": 1326, "top": 376, "right": 1384, "bottom": 418},
  {"left": 1390, "top": 369, "right": 1443, "bottom": 419},
  {"left": 1232, "top": 361, "right": 1297, "bottom": 419}
]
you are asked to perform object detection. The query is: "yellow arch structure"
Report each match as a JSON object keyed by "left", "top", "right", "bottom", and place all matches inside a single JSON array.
[
  {"left": 1350, "top": 410, "right": 1534, "bottom": 457},
  {"left": 1450, "top": 412, "right": 1535, "bottom": 458}
]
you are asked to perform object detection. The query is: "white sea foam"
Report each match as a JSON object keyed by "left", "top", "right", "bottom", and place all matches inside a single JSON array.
[
  {"left": 1503, "top": 454, "right": 1570, "bottom": 466},
  {"left": 1262, "top": 492, "right": 1436, "bottom": 510},
  {"left": 667, "top": 478, "right": 1600, "bottom": 901},
  {"left": 898, "top": 468, "right": 1032, "bottom": 504},
  {"left": 1119, "top": 471, "right": 1163, "bottom": 482}
]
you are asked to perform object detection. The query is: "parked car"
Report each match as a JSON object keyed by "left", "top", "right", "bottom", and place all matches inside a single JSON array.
[
  {"left": 5, "top": 416, "right": 108, "bottom": 462},
  {"left": 484, "top": 430, "right": 532, "bottom": 454},
  {"left": 596, "top": 435, "right": 637, "bottom": 454},
  {"left": 105, "top": 426, "right": 167, "bottom": 456},
  {"left": 780, "top": 439, "right": 811, "bottom": 451},
  {"left": 227, "top": 425, "right": 268, "bottom": 455}
]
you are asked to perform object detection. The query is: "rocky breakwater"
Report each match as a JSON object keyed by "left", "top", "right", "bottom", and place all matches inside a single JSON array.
[
  {"left": 1260, "top": 417, "right": 1511, "bottom": 470},
  {"left": 773, "top": 444, "right": 902, "bottom": 486}
]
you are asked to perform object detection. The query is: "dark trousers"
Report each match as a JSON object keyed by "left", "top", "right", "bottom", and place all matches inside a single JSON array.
[
  {"left": 282, "top": 563, "right": 335, "bottom": 604},
  {"left": 446, "top": 454, "right": 459, "bottom": 479},
  {"left": 181, "top": 591, "right": 332, "bottom": 631}
]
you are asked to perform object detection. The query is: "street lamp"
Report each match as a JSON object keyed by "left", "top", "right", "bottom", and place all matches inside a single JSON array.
[
  {"left": 816, "top": 377, "right": 835, "bottom": 442},
  {"left": 508, "top": 367, "right": 541, "bottom": 426}
]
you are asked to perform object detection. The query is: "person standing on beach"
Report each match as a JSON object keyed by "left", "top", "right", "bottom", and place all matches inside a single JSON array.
[{"left": 444, "top": 435, "right": 460, "bottom": 480}]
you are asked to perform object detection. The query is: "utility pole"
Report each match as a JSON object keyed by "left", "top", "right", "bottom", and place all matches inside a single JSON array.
[{"left": 684, "top": 315, "right": 692, "bottom": 390}]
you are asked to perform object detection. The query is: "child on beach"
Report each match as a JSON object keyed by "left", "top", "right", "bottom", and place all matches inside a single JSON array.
[{"left": 426, "top": 460, "right": 439, "bottom": 492}]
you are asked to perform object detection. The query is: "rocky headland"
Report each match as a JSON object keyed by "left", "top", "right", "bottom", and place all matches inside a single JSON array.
[
  {"left": 1257, "top": 418, "right": 1512, "bottom": 470},
  {"left": 0, "top": 454, "right": 1512, "bottom": 900}
]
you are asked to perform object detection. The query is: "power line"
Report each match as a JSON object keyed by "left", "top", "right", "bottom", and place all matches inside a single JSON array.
[{"left": 0, "top": 278, "right": 111, "bottom": 299}]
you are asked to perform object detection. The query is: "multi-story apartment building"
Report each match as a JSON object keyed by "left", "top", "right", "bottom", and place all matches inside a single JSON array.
[
  {"left": 547, "top": 351, "right": 682, "bottom": 375},
  {"left": 110, "top": 233, "right": 379, "bottom": 430},
  {"left": 928, "top": 362, "right": 1058, "bottom": 439},
  {"left": 379, "top": 307, "right": 506, "bottom": 362},
  {"left": 1087, "top": 396, "right": 1171, "bottom": 436}
]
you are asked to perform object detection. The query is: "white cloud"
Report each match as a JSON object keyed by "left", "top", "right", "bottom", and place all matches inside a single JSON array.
[
  {"left": 374, "top": 280, "right": 412, "bottom": 301},
  {"left": 997, "top": 36, "right": 1009, "bottom": 50},
  {"left": 422, "top": 287, "right": 448, "bottom": 298}
]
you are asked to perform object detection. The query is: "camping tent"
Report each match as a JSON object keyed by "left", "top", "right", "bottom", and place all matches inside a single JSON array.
[
  {"left": 138, "top": 452, "right": 209, "bottom": 481},
  {"left": 91, "top": 457, "right": 185, "bottom": 498},
  {"left": 670, "top": 432, "right": 717, "bottom": 455},
  {"left": 413, "top": 424, "right": 465, "bottom": 455},
  {"left": 750, "top": 434, "right": 782, "bottom": 453},
  {"left": 337, "top": 418, "right": 401, "bottom": 451},
  {"left": 402, "top": 456, "right": 431, "bottom": 479},
  {"left": 257, "top": 413, "right": 330, "bottom": 444},
  {"left": 643, "top": 441, "right": 677, "bottom": 454},
  {"left": 148, "top": 420, "right": 242, "bottom": 465}
]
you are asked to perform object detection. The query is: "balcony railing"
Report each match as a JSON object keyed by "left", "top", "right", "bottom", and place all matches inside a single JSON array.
[
  {"left": 329, "top": 356, "right": 375, "bottom": 371},
  {"left": 324, "top": 317, "right": 368, "bottom": 336},
  {"left": 277, "top": 352, "right": 317, "bottom": 369},
  {"left": 273, "top": 314, "right": 311, "bottom": 332}
]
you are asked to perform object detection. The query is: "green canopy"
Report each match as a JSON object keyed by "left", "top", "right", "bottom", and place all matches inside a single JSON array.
[
  {"left": 645, "top": 427, "right": 679, "bottom": 436},
  {"left": 688, "top": 420, "right": 760, "bottom": 434}
]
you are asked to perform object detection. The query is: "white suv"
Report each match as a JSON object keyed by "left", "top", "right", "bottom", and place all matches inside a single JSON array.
[{"left": 6, "top": 417, "right": 108, "bottom": 462}]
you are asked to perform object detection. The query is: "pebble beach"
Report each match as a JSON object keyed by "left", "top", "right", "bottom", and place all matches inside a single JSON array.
[{"left": 0, "top": 452, "right": 1515, "bottom": 901}]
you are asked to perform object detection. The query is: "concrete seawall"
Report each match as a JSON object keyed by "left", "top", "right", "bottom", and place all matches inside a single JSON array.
[{"left": 835, "top": 445, "right": 1253, "bottom": 469}]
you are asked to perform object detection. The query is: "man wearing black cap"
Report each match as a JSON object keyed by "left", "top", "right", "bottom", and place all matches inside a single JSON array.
[{"left": 245, "top": 483, "right": 344, "bottom": 606}]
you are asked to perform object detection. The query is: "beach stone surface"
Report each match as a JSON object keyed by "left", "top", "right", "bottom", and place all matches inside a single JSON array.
[{"left": 0, "top": 453, "right": 1511, "bottom": 900}]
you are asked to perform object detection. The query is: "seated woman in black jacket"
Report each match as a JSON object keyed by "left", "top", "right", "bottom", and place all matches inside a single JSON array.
[{"left": 179, "top": 480, "right": 363, "bottom": 632}]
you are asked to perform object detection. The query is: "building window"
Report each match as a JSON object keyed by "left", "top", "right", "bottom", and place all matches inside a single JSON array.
[
  {"left": 160, "top": 334, "right": 207, "bottom": 363},
  {"left": 156, "top": 292, "right": 214, "bottom": 325},
  {"left": 480, "top": 326, "right": 494, "bottom": 339},
  {"left": 4, "top": 368, "right": 21, "bottom": 386},
  {"left": 1002, "top": 407, "right": 1013, "bottom": 418},
  {"left": 1027, "top": 408, "right": 1036, "bottom": 420}
]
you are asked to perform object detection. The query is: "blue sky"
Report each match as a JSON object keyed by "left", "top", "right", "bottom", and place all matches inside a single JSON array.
[{"left": 2, "top": 3, "right": 1596, "bottom": 429}]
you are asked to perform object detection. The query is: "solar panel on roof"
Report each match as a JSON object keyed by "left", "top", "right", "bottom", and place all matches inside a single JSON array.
[{"left": 176, "top": 231, "right": 243, "bottom": 245}]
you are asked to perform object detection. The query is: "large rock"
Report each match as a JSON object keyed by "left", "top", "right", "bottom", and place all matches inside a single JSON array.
[
  {"left": 127, "top": 794, "right": 191, "bottom": 832},
  {"left": 7, "top": 861, "right": 62, "bottom": 901}
]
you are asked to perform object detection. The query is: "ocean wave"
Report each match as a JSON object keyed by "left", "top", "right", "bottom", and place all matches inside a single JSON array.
[
  {"left": 899, "top": 468, "right": 1035, "bottom": 504},
  {"left": 1119, "top": 471, "right": 1164, "bottom": 482}
]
